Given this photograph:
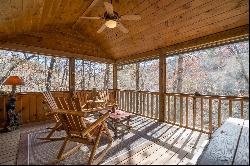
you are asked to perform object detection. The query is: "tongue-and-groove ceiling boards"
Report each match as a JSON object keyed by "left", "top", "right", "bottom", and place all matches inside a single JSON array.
[{"left": 0, "top": 0, "right": 248, "bottom": 63}]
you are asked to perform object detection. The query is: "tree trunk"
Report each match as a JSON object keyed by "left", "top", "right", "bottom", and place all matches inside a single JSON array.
[
  {"left": 103, "top": 64, "right": 110, "bottom": 90},
  {"left": 81, "top": 60, "right": 85, "bottom": 90},
  {"left": 173, "top": 55, "right": 184, "bottom": 93},
  {"left": 232, "top": 45, "right": 249, "bottom": 84},
  {"left": 61, "top": 60, "right": 68, "bottom": 86},
  {"left": 136, "top": 63, "right": 140, "bottom": 90},
  {"left": 46, "top": 57, "right": 56, "bottom": 91},
  {"left": 0, "top": 53, "right": 36, "bottom": 84},
  {"left": 87, "top": 62, "right": 92, "bottom": 89}
]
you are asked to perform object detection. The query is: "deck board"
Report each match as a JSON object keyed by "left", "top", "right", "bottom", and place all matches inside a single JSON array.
[{"left": 0, "top": 115, "right": 209, "bottom": 165}]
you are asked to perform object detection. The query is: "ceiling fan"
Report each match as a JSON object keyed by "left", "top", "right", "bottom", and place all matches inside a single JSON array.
[{"left": 80, "top": 1, "right": 141, "bottom": 33}]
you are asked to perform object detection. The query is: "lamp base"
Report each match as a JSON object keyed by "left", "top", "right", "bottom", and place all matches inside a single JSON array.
[{"left": 3, "top": 96, "right": 21, "bottom": 132}]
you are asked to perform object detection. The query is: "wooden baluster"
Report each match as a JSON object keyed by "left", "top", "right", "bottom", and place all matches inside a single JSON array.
[
  {"left": 130, "top": 91, "right": 134, "bottom": 113},
  {"left": 174, "top": 95, "right": 176, "bottom": 124},
  {"left": 201, "top": 97, "right": 204, "bottom": 131},
  {"left": 240, "top": 100, "right": 244, "bottom": 119},
  {"left": 218, "top": 98, "right": 222, "bottom": 127},
  {"left": 168, "top": 95, "right": 170, "bottom": 123},
  {"left": 180, "top": 96, "right": 183, "bottom": 127},
  {"left": 117, "top": 90, "right": 119, "bottom": 106},
  {"left": 151, "top": 94, "right": 154, "bottom": 119},
  {"left": 140, "top": 92, "right": 143, "bottom": 115},
  {"left": 229, "top": 99, "right": 232, "bottom": 117},
  {"left": 123, "top": 91, "right": 125, "bottom": 110},
  {"left": 147, "top": 93, "right": 150, "bottom": 117},
  {"left": 186, "top": 96, "right": 189, "bottom": 128},
  {"left": 156, "top": 94, "right": 159, "bottom": 119},
  {"left": 209, "top": 98, "right": 213, "bottom": 135},
  {"left": 135, "top": 91, "right": 139, "bottom": 114},
  {"left": 193, "top": 96, "right": 196, "bottom": 130},
  {"left": 131, "top": 91, "right": 134, "bottom": 113},
  {"left": 142, "top": 93, "right": 146, "bottom": 116},
  {"left": 126, "top": 91, "right": 129, "bottom": 112}
]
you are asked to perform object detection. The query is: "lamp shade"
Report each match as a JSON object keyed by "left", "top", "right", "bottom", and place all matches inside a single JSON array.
[{"left": 3, "top": 76, "right": 24, "bottom": 86}]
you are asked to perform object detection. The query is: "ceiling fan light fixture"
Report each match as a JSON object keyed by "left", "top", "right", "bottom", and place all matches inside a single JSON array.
[{"left": 105, "top": 20, "right": 117, "bottom": 28}]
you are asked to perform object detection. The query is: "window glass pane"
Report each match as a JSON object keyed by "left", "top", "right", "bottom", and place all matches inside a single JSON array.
[
  {"left": 166, "top": 40, "right": 249, "bottom": 96},
  {"left": 118, "top": 63, "right": 137, "bottom": 90},
  {"left": 75, "top": 60, "right": 113, "bottom": 90},
  {"left": 139, "top": 59, "right": 159, "bottom": 92},
  {"left": 0, "top": 50, "right": 69, "bottom": 92}
]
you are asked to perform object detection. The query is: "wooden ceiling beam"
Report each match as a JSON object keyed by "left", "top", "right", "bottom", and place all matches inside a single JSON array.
[
  {"left": 115, "top": 24, "right": 249, "bottom": 64},
  {"left": 0, "top": 41, "right": 114, "bottom": 64}
]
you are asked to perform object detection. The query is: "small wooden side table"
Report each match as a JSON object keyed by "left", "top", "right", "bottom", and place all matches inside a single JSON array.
[{"left": 100, "top": 109, "right": 132, "bottom": 137}]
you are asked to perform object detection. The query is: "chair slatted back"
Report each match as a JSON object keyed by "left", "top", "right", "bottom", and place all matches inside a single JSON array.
[
  {"left": 73, "top": 91, "right": 90, "bottom": 107},
  {"left": 57, "top": 110, "right": 109, "bottom": 138},
  {"left": 43, "top": 91, "right": 58, "bottom": 111},
  {"left": 42, "top": 91, "right": 60, "bottom": 122}
]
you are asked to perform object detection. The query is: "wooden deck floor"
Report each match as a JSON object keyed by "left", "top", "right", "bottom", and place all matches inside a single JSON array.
[{"left": 0, "top": 115, "right": 209, "bottom": 165}]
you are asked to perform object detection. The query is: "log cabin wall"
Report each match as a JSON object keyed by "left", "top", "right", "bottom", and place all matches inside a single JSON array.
[
  {"left": 0, "top": 90, "right": 116, "bottom": 127},
  {"left": 0, "top": 92, "right": 71, "bottom": 127}
]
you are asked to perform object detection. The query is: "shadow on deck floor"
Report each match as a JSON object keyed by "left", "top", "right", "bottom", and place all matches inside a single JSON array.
[{"left": 0, "top": 115, "right": 208, "bottom": 165}]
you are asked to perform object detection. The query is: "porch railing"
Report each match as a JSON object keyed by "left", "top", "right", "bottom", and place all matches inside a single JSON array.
[{"left": 116, "top": 90, "right": 249, "bottom": 134}]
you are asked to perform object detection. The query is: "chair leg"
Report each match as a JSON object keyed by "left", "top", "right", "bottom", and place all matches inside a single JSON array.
[
  {"left": 37, "top": 123, "right": 64, "bottom": 141},
  {"left": 57, "top": 138, "right": 69, "bottom": 160},
  {"left": 89, "top": 123, "right": 113, "bottom": 165},
  {"left": 92, "top": 123, "right": 113, "bottom": 165},
  {"left": 88, "top": 125, "right": 103, "bottom": 165},
  {"left": 56, "top": 137, "right": 82, "bottom": 162}
]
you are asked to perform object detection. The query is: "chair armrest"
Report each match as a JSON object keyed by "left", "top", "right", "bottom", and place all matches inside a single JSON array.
[
  {"left": 51, "top": 109, "right": 88, "bottom": 117},
  {"left": 81, "top": 111, "right": 110, "bottom": 137}
]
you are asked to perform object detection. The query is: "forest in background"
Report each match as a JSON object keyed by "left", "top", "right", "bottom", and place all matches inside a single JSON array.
[
  {"left": 0, "top": 40, "right": 249, "bottom": 97},
  {"left": 117, "top": 40, "right": 249, "bottom": 96}
]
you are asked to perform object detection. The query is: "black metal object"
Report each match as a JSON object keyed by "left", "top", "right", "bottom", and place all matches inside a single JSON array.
[{"left": 4, "top": 96, "right": 21, "bottom": 132}]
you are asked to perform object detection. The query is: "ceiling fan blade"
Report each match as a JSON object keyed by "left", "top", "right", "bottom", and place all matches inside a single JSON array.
[
  {"left": 117, "top": 22, "right": 129, "bottom": 33},
  {"left": 97, "top": 24, "right": 106, "bottom": 33},
  {"left": 80, "top": 16, "right": 102, "bottom": 19},
  {"left": 120, "top": 15, "right": 141, "bottom": 20},
  {"left": 104, "top": 2, "right": 114, "bottom": 15}
]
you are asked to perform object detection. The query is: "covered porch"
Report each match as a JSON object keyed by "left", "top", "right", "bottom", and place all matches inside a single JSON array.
[{"left": 0, "top": 0, "right": 249, "bottom": 165}]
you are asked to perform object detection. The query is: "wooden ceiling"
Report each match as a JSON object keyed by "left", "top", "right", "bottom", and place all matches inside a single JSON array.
[{"left": 0, "top": 0, "right": 248, "bottom": 63}]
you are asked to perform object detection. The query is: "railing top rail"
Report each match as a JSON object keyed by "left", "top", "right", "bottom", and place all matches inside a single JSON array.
[
  {"left": 163, "top": 92, "right": 249, "bottom": 100},
  {"left": 116, "top": 90, "right": 248, "bottom": 100}
]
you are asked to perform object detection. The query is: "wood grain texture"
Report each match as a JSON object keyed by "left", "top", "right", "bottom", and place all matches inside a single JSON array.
[
  {"left": 0, "top": 0, "right": 248, "bottom": 62},
  {"left": 197, "top": 118, "right": 244, "bottom": 165},
  {"left": 233, "top": 120, "right": 249, "bottom": 165}
]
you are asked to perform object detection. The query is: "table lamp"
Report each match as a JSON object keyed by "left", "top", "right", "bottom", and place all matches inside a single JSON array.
[
  {"left": 2, "top": 76, "right": 23, "bottom": 132},
  {"left": 3, "top": 76, "right": 24, "bottom": 96}
]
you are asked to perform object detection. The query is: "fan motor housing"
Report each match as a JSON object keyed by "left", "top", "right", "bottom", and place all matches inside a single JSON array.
[{"left": 104, "top": 11, "right": 119, "bottom": 20}]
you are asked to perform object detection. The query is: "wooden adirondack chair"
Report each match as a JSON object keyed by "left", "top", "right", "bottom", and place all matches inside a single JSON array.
[
  {"left": 52, "top": 109, "right": 113, "bottom": 165},
  {"left": 38, "top": 91, "right": 65, "bottom": 141}
]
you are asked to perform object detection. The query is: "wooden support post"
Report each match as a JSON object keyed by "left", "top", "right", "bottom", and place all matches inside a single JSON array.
[
  {"left": 113, "top": 63, "right": 117, "bottom": 102},
  {"left": 69, "top": 57, "right": 75, "bottom": 94},
  {"left": 159, "top": 56, "right": 166, "bottom": 122}
]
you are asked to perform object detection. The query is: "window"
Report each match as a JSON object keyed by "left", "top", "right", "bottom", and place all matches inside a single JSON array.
[
  {"left": 75, "top": 60, "right": 113, "bottom": 90},
  {"left": 166, "top": 40, "right": 249, "bottom": 96},
  {"left": 0, "top": 50, "right": 69, "bottom": 92}
]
